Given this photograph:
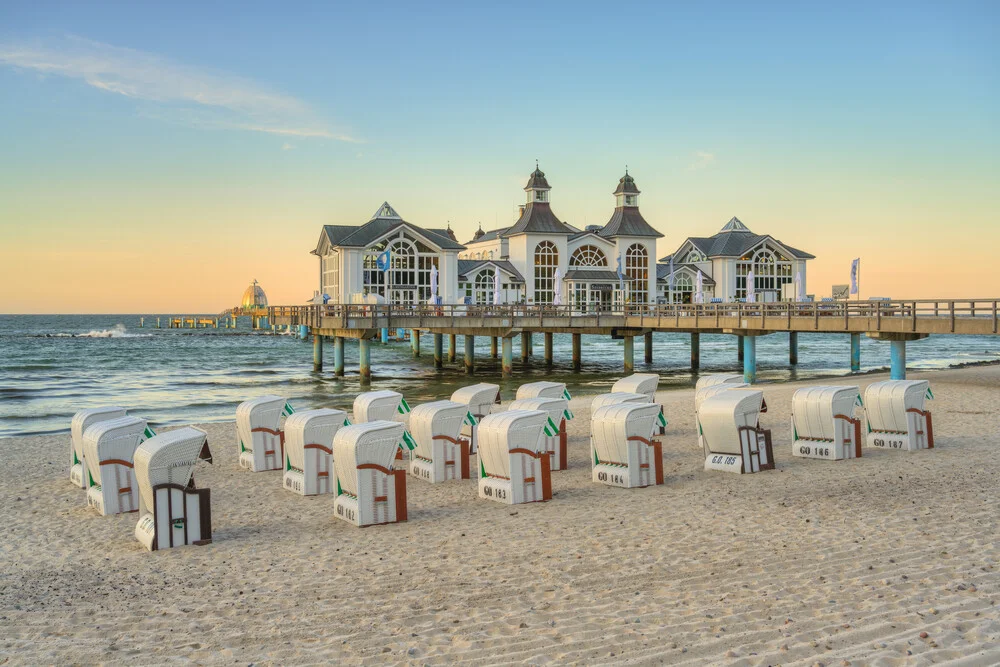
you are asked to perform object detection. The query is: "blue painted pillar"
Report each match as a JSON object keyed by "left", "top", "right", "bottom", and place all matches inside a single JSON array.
[
  {"left": 433, "top": 334, "right": 443, "bottom": 369},
  {"left": 411, "top": 329, "right": 420, "bottom": 357},
  {"left": 738, "top": 335, "right": 745, "bottom": 363},
  {"left": 465, "top": 335, "right": 475, "bottom": 375},
  {"left": 313, "top": 334, "right": 324, "bottom": 371},
  {"left": 624, "top": 336, "right": 634, "bottom": 373},
  {"left": 359, "top": 338, "right": 372, "bottom": 384},
  {"left": 381, "top": 327, "right": 389, "bottom": 344},
  {"left": 789, "top": 332, "right": 798, "bottom": 365},
  {"left": 299, "top": 324, "right": 309, "bottom": 340},
  {"left": 890, "top": 340, "right": 906, "bottom": 380},
  {"left": 850, "top": 333, "right": 861, "bottom": 372},
  {"left": 333, "top": 337, "right": 345, "bottom": 377},
  {"left": 691, "top": 333, "right": 700, "bottom": 371},
  {"left": 743, "top": 335, "right": 757, "bottom": 384},
  {"left": 502, "top": 337, "right": 513, "bottom": 378}
]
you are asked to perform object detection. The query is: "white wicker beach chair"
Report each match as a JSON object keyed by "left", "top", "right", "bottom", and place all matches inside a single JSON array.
[
  {"left": 509, "top": 397, "right": 570, "bottom": 471},
  {"left": 283, "top": 408, "right": 347, "bottom": 495},
  {"left": 70, "top": 406, "right": 127, "bottom": 488},
  {"left": 333, "top": 421, "right": 407, "bottom": 527},
  {"left": 134, "top": 427, "right": 213, "bottom": 551},
  {"left": 236, "top": 395, "right": 287, "bottom": 472},
  {"left": 516, "top": 381, "right": 566, "bottom": 401},
  {"left": 694, "top": 383, "right": 749, "bottom": 454},
  {"left": 591, "top": 403, "right": 664, "bottom": 488},
  {"left": 354, "top": 390, "right": 409, "bottom": 468},
  {"left": 611, "top": 374, "right": 666, "bottom": 435},
  {"left": 791, "top": 386, "right": 863, "bottom": 460},
  {"left": 700, "top": 389, "right": 774, "bottom": 474},
  {"left": 694, "top": 374, "right": 745, "bottom": 394},
  {"left": 409, "top": 400, "right": 470, "bottom": 483},
  {"left": 864, "top": 380, "right": 934, "bottom": 451},
  {"left": 450, "top": 383, "right": 500, "bottom": 453},
  {"left": 83, "top": 416, "right": 149, "bottom": 515},
  {"left": 478, "top": 410, "right": 551, "bottom": 504}
]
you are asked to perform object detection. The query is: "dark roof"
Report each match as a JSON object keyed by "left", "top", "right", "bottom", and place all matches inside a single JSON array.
[
  {"left": 524, "top": 167, "right": 550, "bottom": 191},
  {"left": 564, "top": 269, "right": 621, "bottom": 282},
  {"left": 319, "top": 207, "right": 466, "bottom": 252},
  {"left": 598, "top": 207, "right": 664, "bottom": 239},
  {"left": 656, "top": 263, "right": 715, "bottom": 286},
  {"left": 465, "top": 227, "right": 509, "bottom": 244},
  {"left": 502, "top": 203, "right": 576, "bottom": 237},
  {"left": 659, "top": 217, "right": 814, "bottom": 261},
  {"left": 720, "top": 216, "right": 751, "bottom": 232},
  {"left": 457, "top": 259, "right": 525, "bottom": 283},
  {"left": 613, "top": 171, "right": 640, "bottom": 196}
]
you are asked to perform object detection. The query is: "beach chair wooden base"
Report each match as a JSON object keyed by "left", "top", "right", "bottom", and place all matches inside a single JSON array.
[
  {"left": 69, "top": 463, "right": 86, "bottom": 489},
  {"left": 409, "top": 439, "right": 470, "bottom": 483},
  {"left": 480, "top": 450, "right": 552, "bottom": 504},
  {"left": 283, "top": 466, "right": 333, "bottom": 495},
  {"left": 705, "top": 427, "right": 774, "bottom": 474},
  {"left": 135, "top": 483, "right": 212, "bottom": 551},
  {"left": 334, "top": 469, "right": 408, "bottom": 527},
  {"left": 238, "top": 427, "right": 284, "bottom": 472},
  {"left": 592, "top": 454, "right": 663, "bottom": 489}
]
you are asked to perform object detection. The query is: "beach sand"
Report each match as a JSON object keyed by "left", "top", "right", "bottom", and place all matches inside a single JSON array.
[{"left": 2, "top": 366, "right": 1000, "bottom": 665}]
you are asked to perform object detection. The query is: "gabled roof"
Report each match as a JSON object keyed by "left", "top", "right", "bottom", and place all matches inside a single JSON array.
[
  {"left": 568, "top": 229, "right": 617, "bottom": 244},
  {"left": 720, "top": 216, "right": 751, "bottom": 232},
  {"left": 659, "top": 217, "right": 814, "bottom": 261},
  {"left": 314, "top": 203, "right": 466, "bottom": 253},
  {"left": 502, "top": 203, "right": 576, "bottom": 237},
  {"left": 598, "top": 207, "right": 663, "bottom": 239},
  {"left": 656, "top": 262, "right": 716, "bottom": 286},
  {"left": 457, "top": 259, "right": 525, "bottom": 283},
  {"left": 465, "top": 227, "right": 509, "bottom": 244}
]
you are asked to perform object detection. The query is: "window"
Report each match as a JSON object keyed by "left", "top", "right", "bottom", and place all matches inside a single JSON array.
[
  {"left": 625, "top": 195, "right": 637, "bottom": 206},
  {"left": 322, "top": 250, "right": 340, "bottom": 301},
  {"left": 625, "top": 243, "right": 649, "bottom": 304},
  {"left": 673, "top": 273, "right": 693, "bottom": 303},
  {"left": 736, "top": 244, "right": 792, "bottom": 299},
  {"left": 364, "top": 231, "right": 439, "bottom": 302},
  {"left": 570, "top": 245, "right": 607, "bottom": 267},
  {"left": 474, "top": 269, "right": 496, "bottom": 304},
  {"left": 533, "top": 241, "right": 558, "bottom": 304}
]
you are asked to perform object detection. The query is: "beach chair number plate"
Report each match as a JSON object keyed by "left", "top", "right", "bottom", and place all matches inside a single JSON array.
[
  {"left": 705, "top": 454, "right": 744, "bottom": 474},
  {"left": 796, "top": 445, "right": 832, "bottom": 459},
  {"left": 594, "top": 470, "right": 629, "bottom": 487},
  {"left": 870, "top": 436, "right": 908, "bottom": 450},
  {"left": 480, "top": 482, "right": 508, "bottom": 501},
  {"left": 335, "top": 503, "right": 356, "bottom": 523}
]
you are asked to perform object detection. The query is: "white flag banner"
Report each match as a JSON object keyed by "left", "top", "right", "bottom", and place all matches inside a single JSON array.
[{"left": 850, "top": 258, "right": 860, "bottom": 295}]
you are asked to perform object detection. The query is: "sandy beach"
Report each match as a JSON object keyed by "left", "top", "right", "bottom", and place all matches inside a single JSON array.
[{"left": 2, "top": 365, "right": 999, "bottom": 666}]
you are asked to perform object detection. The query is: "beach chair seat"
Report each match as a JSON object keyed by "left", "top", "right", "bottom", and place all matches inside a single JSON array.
[
  {"left": 478, "top": 410, "right": 551, "bottom": 504},
  {"left": 791, "top": 386, "right": 863, "bottom": 460},
  {"left": 695, "top": 383, "right": 749, "bottom": 454},
  {"left": 333, "top": 421, "right": 407, "bottom": 527},
  {"left": 236, "top": 395, "right": 288, "bottom": 471},
  {"left": 864, "top": 380, "right": 934, "bottom": 451},
  {"left": 700, "top": 389, "right": 774, "bottom": 474},
  {"left": 450, "top": 383, "right": 500, "bottom": 453},
  {"left": 694, "top": 374, "right": 745, "bottom": 394},
  {"left": 133, "top": 427, "right": 213, "bottom": 551},
  {"left": 283, "top": 408, "right": 347, "bottom": 495},
  {"left": 612, "top": 374, "right": 666, "bottom": 435},
  {"left": 354, "top": 390, "right": 410, "bottom": 469},
  {"left": 83, "top": 416, "right": 150, "bottom": 515},
  {"left": 70, "top": 406, "right": 127, "bottom": 488},
  {"left": 515, "top": 381, "right": 567, "bottom": 401},
  {"left": 591, "top": 403, "right": 664, "bottom": 488},
  {"left": 409, "top": 400, "right": 470, "bottom": 483},
  {"left": 509, "top": 397, "right": 570, "bottom": 471}
]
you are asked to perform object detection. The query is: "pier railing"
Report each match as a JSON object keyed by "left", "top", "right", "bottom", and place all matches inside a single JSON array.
[{"left": 269, "top": 299, "right": 1000, "bottom": 337}]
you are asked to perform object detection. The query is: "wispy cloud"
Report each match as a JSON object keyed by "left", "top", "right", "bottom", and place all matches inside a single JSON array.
[
  {"left": 687, "top": 151, "right": 716, "bottom": 171},
  {"left": 0, "top": 36, "right": 358, "bottom": 142}
]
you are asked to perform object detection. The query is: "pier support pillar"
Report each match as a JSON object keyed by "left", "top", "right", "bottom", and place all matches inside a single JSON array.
[
  {"left": 850, "top": 333, "right": 861, "bottom": 372},
  {"left": 448, "top": 334, "right": 457, "bottom": 363},
  {"left": 313, "top": 334, "right": 324, "bottom": 372},
  {"left": 299, "top": 324, "right": 309, "bottom": 341},
  {"left": 334, "top": 337, "right": 345, "bottom": 377},
  {"left": 789, "top": 332, "right": 799, "bottom": 366},
  {"left": 691, "top": 333, "right": 701, "bottom": 371},
  {"left": 359, "top": 338, "right": 372, "bottom": 384},
  {"left": 502, "top": 337, "right": 513, "bottom": 378},
  {"left": 521, "top": 332, "right": 531, "bottom": 361},
  {"left": 624, "top": 336, "right": 635, "bottom": 373},
  {"left": 411, "top": 329, "right": 420, "bottom": 357},
  {"left": 490, "top": 336, "right": 498, "bottom": 359},
  {"left": 645, "top": 332, "right": 654, "bottom": 364},
  {"left": 465, "top": 336, "right": 475, "bottom": 375},
  {"left": 544, "top": 333, "right": 553, "bottom": 367},
  {"left": 381, "top": 327, "right": 389, "bottom": 344},
  {"left": 572, "top": 334, "right": 582, "bottom": 372},
  {"left": 890, "top": 340, "right": 906, "bottom": 380},
  {"left": 434, "top": 334, "right": 443, "bottom": 369},
  {"left": 738, "top": 335, "right": 745, "bottom": 363},
  {"left": 743, "top": 336, "right": 758, "bottom": 384}
]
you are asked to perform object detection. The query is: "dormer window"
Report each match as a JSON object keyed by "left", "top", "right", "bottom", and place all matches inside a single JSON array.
[{"left": 533, "top": 190, "right": 548, "bottom": 203}]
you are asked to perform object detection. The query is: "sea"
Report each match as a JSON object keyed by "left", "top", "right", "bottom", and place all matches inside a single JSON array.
[{"left": 2, "top": 314, "right": 998, "bottom": 439}]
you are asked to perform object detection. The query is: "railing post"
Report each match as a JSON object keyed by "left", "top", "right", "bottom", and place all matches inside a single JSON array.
[{"left": 949, "top": 301, "right": 955, "bottom": 332}]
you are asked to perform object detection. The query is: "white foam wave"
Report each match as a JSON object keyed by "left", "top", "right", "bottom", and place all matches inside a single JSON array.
[{"left": 60, "top": 324, "right": 151, "bottom": 338}]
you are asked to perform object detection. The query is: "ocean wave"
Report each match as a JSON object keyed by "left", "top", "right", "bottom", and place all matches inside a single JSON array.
[{"left": 46, "top": 324, "right": 152, "bottom": 339}]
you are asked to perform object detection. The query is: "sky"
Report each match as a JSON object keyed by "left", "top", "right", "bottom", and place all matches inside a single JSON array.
[{"left": 0, "top": 1, "right": 997, "bottom": 313}]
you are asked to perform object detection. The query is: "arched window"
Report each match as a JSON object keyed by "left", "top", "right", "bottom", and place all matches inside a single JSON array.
[
  {"left": 389, "top": 239, "right": 416, "bottom": 289},
  {"left": 474, "top": 269, "right": 496, "bottom": 304},
  {"left": 674, "top": 273, "right": 693, "bottom": 303},
  {"left": 570, "top": 245, "right": 607, "bottom": 267},
  {"left": 736, "top": 244, "right": 792, "bottom": 299},
  {"left": 364, "top": 232, "right": 439, "bottom": 303},
  {"left": 533, "top": 241, "right": 558, "bottom": 304},
  {"left": 625, "top": 243, "right": 649, "bottom": 304}
]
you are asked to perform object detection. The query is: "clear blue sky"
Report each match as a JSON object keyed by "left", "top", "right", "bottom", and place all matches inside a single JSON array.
[{"left": 0, "top": 1, "right": 997, "bottom": 311}]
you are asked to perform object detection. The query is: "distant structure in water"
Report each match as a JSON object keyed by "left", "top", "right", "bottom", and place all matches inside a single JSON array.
[{"left": 222, "top": 279, "right": 269, "bottom": 317}]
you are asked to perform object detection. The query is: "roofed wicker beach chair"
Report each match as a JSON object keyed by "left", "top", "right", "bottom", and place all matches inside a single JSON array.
[
  {"left": 450, "top": 383, "right": 500, "bottom": 453},
  {"left": 134, "top": 427, "right": 213, "bottom": 551},
  {"left": 283, "top": 408, "right": 348, "bottom": 495},
  {"left": 612, "top": 374, "right": 666, "bottom": 434},
  {"left": 591, "top": 402, "right": 664, "bottom": 488},
  {"left": 70, "top": 406, "right": 127, "bottom": 488},
  {"left": 516, "top": 381, "right": 567, "bottom": 401},
  {"left": 354, "top": 390, "right": 411, "bottom": 469},
  {"left": 695, "top": 382, "right": 749, "bottom": 454},
  {"left": 700, "top": 389, "right": 774, "bottom": 474},
  {"left": 83, "top": 415, "right": 150, "bottom": 515},
  {"left": 332, "top": 421, "right": 407, "bottom": 527},
  {"left": 694, "top": 374, "right": 745, "bottom": 394},
  {"left": 409, "top": 400, "right": 470, "bottom": 483},
  {"left": 791, "top": 386, "right": 864, "bottom": 460},
  {"left": 478, "top": 410, "right": 551, "bottom": 504},
  {"left": 236, "top": 395, "right": 290, "bottom": 471},
  {"left": 864, "top": 380, "right": 934, "bottom": 451},
  {"left": 509, "top": 397, "right": 570, "bottom": 471}
]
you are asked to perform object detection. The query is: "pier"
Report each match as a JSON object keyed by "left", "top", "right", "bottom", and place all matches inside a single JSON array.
[{"left": 270, "top": 299, "right": 1000, "bottom": 384}]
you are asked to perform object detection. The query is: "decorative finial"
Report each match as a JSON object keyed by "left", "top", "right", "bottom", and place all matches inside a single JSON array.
[
  {"left": 535, "top": 158, "right": 539, "bottom": 169},
  {"left": 625, "top": 164, "right": 628, "bottom": 176}
]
